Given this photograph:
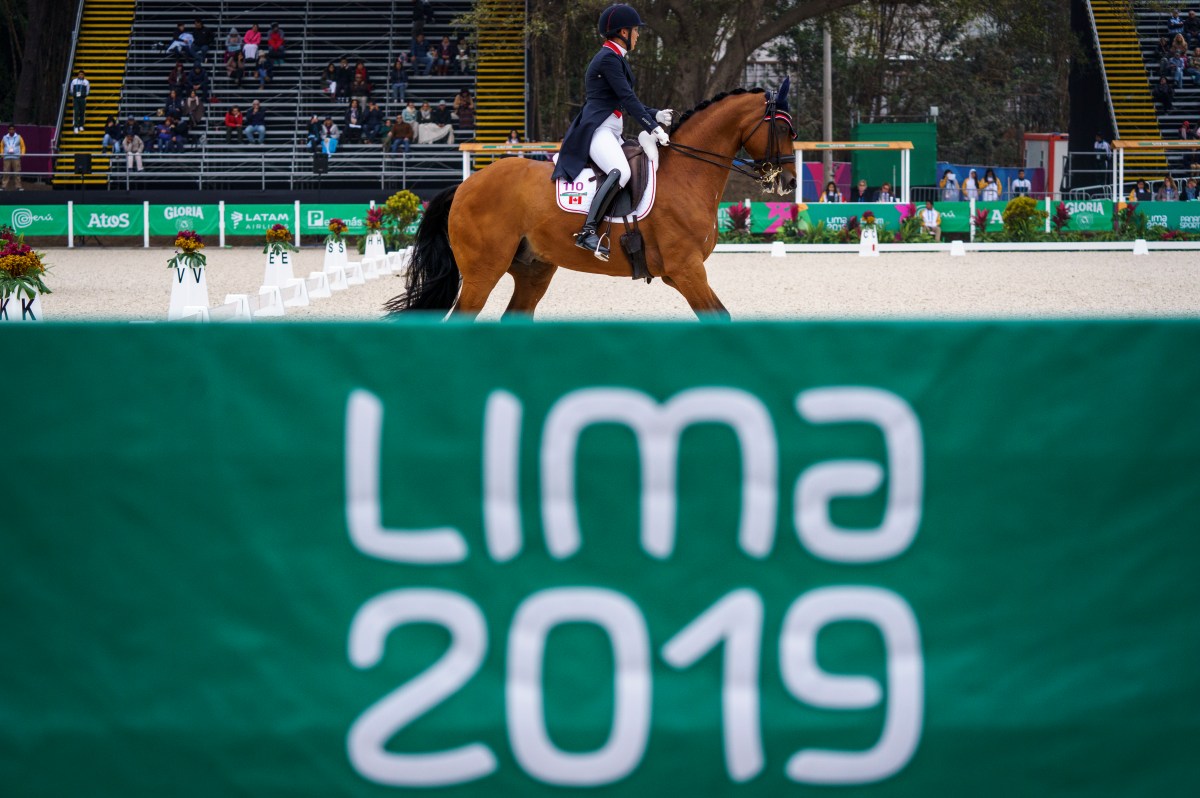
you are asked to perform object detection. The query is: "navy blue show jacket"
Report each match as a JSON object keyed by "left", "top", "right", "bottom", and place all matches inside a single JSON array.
[{"left": 550, "top": 44, "right": 659, "bottom": 182}]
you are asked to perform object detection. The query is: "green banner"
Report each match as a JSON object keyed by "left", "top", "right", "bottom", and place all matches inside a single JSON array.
[
  {"left": 1059, "top": 198, "right": 1114, "bottom": 232},
  {"left": 933, "top": 201, "right": 970, "bottom": 233},
  {"left": 0, "top": 204, "right": 69, "bottom": 236},
  {"left": 1133, "top": 200, "right": 1200, "bottom": 232},
  {"left": 224, "top": 204, "right": 295, "bottom": 236},
  {"left": 148, "top": 204, "right": 220, "bottom": 236},
  {"left": 300, "top": 204, "right": 373, "bottom": 235},
  {"left": 3, "top": 322, "right": 1200, "bottom": 797},
  {"left": 73, "top": 204, "right": 144, "bottom": 236}
]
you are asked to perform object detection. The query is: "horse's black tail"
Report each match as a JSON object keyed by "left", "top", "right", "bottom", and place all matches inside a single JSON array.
[{"left": 385, "top": 185, "right": 461, "bottom": 314}]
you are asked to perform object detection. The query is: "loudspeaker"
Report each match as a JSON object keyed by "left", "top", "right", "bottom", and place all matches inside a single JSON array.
[
  {"left": 313, "top": 153, "right": 329, "bottom": 174},
  {"left": 74, "top": 153, "right": 92, "bottom": 175}
]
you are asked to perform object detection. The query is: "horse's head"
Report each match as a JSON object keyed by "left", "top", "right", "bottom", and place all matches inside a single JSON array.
[{"left": 741, "top": 78, "right": 798, "bottom": 196}]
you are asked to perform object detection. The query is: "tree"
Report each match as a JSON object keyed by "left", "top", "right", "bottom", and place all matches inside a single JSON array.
[{"left": 0, "top": 0, "right": 78, "bottom": 124}]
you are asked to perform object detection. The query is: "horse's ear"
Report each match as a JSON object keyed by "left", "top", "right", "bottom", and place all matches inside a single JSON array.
[{"left": 776, "top": 77, "right": 791, "bottom": 113}]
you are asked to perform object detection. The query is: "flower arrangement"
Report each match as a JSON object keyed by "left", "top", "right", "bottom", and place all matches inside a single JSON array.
[
  {"left": 166, "top": 230, "right": 206, "bottom": 270},
  {"left": 860, "top": 210, "right": 878, "bottom": 230},
  {"left": 380, "top": 190, "right": 422, "bottom": 249},
  {"left": 0, "top": 226, "right": 51, "bottom": 300},
  {"left": 972, "top": 208, "right": 990, "bottom": 235},
  {"left": 263, "top": 223, "right": 299, "bottom": 255},
  {"left": 366, "top": 207, "right": 384, "bottom": 231},
  {"left": 1051, "top": 202, "right": 1072, "bottom": 234},
  {"left": 326, "top": 218, "right": 349, "bottom": 244}
]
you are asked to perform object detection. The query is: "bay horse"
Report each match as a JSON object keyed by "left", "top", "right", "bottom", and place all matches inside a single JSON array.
[{"left": 386, "top": 83, "right": 798, "bottom": 319}]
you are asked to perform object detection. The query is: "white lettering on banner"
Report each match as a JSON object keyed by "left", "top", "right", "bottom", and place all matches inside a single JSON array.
[
  {"left": 11, "top": 208, "right": 53, "bottom": 229},
  {"left": 231, "top": 210, "right": 290, "bottom": 229},
  {"left": 1065, "top": 200, "right": 1104, "bottom": 215},
  {"left": 344, "top": 385, "right": 927, "bottom": 788},
  {"left": 87, "top": 212, "right": 130, "bottom": 229},
  {"left": 827, "top": 216, "right": 848, "bottom": 230},
  {"left": 164, "top": 205, "right": 205, "bottom": 221},
  {"left": 1181, "top": 216, "right": 1200, "bottom": 230},
  {"left": 307, "top": 210, "right": 325, "bottom": 226},
  {"left": 1149, "top": 215, "right": 1169, "bottom": 228}
]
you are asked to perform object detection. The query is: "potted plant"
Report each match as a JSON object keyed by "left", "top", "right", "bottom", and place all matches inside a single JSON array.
[
  {"left": 0, "top": 226, "right": 51, "bottom": 321},
  {"left": 166, "top": 231, "right": 208, "bottom": 320},
  {"left": 263, "top": 223, "right": 298, "bottom": 256},
  {"left": 382, "top": 190, "right": 422, "bottom": 251}
]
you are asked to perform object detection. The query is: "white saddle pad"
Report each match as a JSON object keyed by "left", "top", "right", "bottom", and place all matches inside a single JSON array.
[{"left": 553, "top": 156, "right": 657, "bottom": 221}]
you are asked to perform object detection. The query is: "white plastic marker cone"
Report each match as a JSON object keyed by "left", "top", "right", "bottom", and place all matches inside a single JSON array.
[
  {"left": 254, "top": 286, "right": 285, "bottom": 318},
  {"left": 859, "top": 226, "right": 880, "bottom": 257},
  {"left": 262, "top": 249, "right": 309, "bottom": 307},
  {"left": 307, "top": 271, "right": 332, "bottom": 299},
  {"left": 323, "top": 239, "right": 349, "bottom": 291},
  {"left": 1132, "top": 239, "right": 1149, "bottom": 256},
  {"left": 770, "top": 240, "right": 787, "bottom": 257},
  {"left": 364, "top": 231, "right": 386, "bottom": 260},
  {"left": 0, "top": 291, "right": 42, "bottom": 322},
  {"left": 950, "top": 240, "right": 966, "bottom": 257},
  {"left": 168, "top": 265, "right": 210, "bottom": 320}
]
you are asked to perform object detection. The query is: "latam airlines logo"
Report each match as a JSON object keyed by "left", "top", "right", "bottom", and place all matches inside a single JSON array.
[{"left": 230, "top": 210, "right": 291, "bottom": 230}]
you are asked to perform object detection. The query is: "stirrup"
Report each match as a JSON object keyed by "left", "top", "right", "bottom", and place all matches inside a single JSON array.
[{"left": 575, "top": 228, "right": 610, "bottom": 261}]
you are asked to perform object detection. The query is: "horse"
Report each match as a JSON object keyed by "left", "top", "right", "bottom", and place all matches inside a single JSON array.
[{"left": 386, "top": 82, "right": 798, "bottom": 319}]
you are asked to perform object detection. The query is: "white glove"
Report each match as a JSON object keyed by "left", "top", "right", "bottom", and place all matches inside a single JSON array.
[
  {"left": 652, "top": 125, "right": 670, "bottom": 146},
  {"left": 637, "top": 130, "right": 660, "bottom": 167},
  {"left": 655, "top": 109, "right": 675, "bottom": 127}
]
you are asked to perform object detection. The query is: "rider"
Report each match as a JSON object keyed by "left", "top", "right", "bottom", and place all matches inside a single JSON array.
[{"left": 551, "top": 4, "right": 674, "bottom": 260}]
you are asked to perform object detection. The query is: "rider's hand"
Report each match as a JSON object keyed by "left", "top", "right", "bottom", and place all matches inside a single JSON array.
[
  {"left": 652, "top": 126, "right": 670, "bottom": 146},
  {"left": 655, "top": 109, "right": 675, "bottom": 127}
]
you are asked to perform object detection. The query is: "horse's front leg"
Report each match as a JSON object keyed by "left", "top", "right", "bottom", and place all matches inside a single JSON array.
[{"left": 662, "top": 264, "right": 731, "bottom": 320}]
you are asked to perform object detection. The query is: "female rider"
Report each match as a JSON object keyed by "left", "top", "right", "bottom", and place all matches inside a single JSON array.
[{"left": 551, "top": 4, "right": 673, "bottom": 260}]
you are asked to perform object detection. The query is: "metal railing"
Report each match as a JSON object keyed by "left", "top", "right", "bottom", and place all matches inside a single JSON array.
[{"left": 54, "top": 0, "right": 89, "bottom": 146}]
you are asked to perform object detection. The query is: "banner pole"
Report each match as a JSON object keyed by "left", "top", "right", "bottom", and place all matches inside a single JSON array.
[
  {"left": 219, "top": 200, "right": 226, "bottom": 248},
  {"left": 67, "top": 201, "right": 74, "bottom": 248},
  {"left": 143, "top": 201, "right": 150, "bottom": 248},
  {"left": 294, "top": 200, "right": 301, "bottom": 247}
]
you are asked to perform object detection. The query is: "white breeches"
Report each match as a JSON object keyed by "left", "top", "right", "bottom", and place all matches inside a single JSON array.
[{"left": 588, "top": 114, "right": 631, "bottom": 187}]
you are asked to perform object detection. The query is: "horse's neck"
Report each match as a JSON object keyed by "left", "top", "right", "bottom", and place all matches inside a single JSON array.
[{"left": 663, "top": 111, "right": 745, "bottom": 201}]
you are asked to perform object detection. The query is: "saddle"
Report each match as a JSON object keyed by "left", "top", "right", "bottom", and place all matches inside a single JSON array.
[{"left": 586, "top": 140, "right": 652, "bottom": 217}]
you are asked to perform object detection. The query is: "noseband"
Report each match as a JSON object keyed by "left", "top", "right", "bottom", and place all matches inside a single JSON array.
[{"left": 669, "top": 90, "right": 796, "bottom": 194}]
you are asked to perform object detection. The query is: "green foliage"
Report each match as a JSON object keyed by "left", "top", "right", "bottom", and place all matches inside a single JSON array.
[{"left": 1001, "top": 196, "right": 1049, "bottom": 242}]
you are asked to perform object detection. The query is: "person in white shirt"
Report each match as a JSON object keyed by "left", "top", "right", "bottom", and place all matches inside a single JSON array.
[
  {"left": 2, "top": 125, "right": 25, "bottom": 190},
  {"left": 980, "top": 168, "right": 1002, "bottom": 202},
  {"left": 69, "top": 70, "right": 90, "bottom": 133},
  {"left": 919, "top": 200, "right": 941, "bottom": 242},
  {"left": 1011, "top": 169, "right": 1032, "bottom": 197},
  {"left": 962, "top": 169, "right": 979, "bottom": 200}
]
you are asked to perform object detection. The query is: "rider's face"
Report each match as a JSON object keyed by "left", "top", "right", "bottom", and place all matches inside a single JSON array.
[{"left": 628, "top": 27, "right": 640, "bottom": 51}]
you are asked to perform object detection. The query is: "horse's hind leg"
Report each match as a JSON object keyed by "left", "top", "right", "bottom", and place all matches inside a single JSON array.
[
  {"left": 504, "top": 260, "right": 558, "bottom": 318},
  {"left": 663, "top": 268, "right": 731, "bottom": 320}
]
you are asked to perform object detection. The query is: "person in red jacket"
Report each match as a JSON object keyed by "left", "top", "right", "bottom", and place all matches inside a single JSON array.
[{"left": 224, "top": 105, "right": 245, "bottom": 144}]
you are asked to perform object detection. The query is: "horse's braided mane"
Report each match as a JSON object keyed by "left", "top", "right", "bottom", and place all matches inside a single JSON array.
[{"left": 670, "top": 87, "right": 765, "bottom": 133}]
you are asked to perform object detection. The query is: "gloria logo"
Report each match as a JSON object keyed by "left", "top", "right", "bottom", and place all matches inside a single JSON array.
[
  {"left": 164, "top": 206, "right": 205, "bottom": 221},
  {"left": 88, "top": 212, "right": 131, "bottom": 229},
  {"left": 10, "top": 208, "right": 54, "bottom": 230}
]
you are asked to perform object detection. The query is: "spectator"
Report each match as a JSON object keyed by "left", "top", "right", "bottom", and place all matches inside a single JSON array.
[
  {"left": 224, "top": 105, "right": 245, "bottom": 143},
  {"left": 389, "top": 56, "right": 410, "bottom": 103},
  {"left": 850, "top": 178, "right": 874, "bottom": 202},
  {"left": 123, "top": 128, "right": 144, "bottom": 172},
  {"left": 433, "top": 99, "right": 453, "bottom": 126},
  {"left": 167, "top": 59, "right": 187, "bottom": 92},
  {"left": 434, "top": 36, "right": 457, "bottom": 76},
  {"left": 320, "top": 117, "right": 341, "bottom": 154},
  {"left": 192, "top": 19, "right": 213, "bottom": 66},
  {"left": 245, "top": 100, "right": 266, "bottom": 144},
  {"left": 383, "top": 116, "right": 414, "bottom": 153},
  {"left": 418, "top": 101, "right": 433, "bottom": 124},
  {"left": 412, "top": 0, "right": 435, "bottom": 39},
  {"left": 227, "top": 50, "right": 246, "bottom": 87},
  {"left": 1173, "top": 33, "right": 1189, "bottom": 56},
  {"left": 820, "top": 180, "right": 842, "bottom": 202},
  {"left": 162, "top": 89, "right": 184, "bottom": 121},
  {"left": 255, "top": 51, "right": 273, "bottom": 89},
  {"left": 344, "top": 99, "right": 364, "bottom": 143},
  {"left": 1128, "top": 178, "right": 1152, "bottom": 201},
  {"left": 2, "top": 125, "right": 24, "bottom": 190},
  {"left": 980, "top": 168, "right": 1002, "bottom": 201},
  {"left": 1181, "top": 176, "right": 1200, "bottom": 200},
  {"left": 164, "top": 23, "right": 194, "bottom": 59},
  {"left": 363, "top": 101, "right": 384, "bottom": 143},
  {"left": 1156, "top": 175, "right": 1179, "bottom": 201},
  {"left": 183, "top": 88, "right": 204, "bottom": 129},
  {"left": 244, "top": 23, "right": 262, "bottom": 61},
  {"left": 121, "top": 116, "right": 141, "bottom": 138},
  {"left": 266, "top": 23, "right": 287, "bottom": 65},
  {"left": 350, "top": 71, "right": 371, "bottom": 107},
  {"left": 320, "top": 62, "right": 337, "bottom": 97},
  {"left": 69, "top": 69, "right": 90, "bottom": 132},
  {"left": 456, "top": 35, "right": 472, "bottom": 75},
  {"left": 505, "top": 127, "right": 522, "bottom": 155},
  {"left": 101, "top": 115, "right": 124, "bottom": 153},
  {"left": 152, "top": 117, "right": 175, "bottom": 152},
  {"left": 305, "top": 114, "right": 322, "bottom": 152},
  {"left": 411, "top": 34, "right": 433, "bottom": 75},
  {"left": 184, "top": 65, "right": 210, "bottom": 101},
  {"left": 417, "top": 101, "right": 455, "bottom": 144},
  {"left": 962, "top": 169, "right": 980, "bottom": 200},
  {"left": 224, "top": 27, "right": 241, "bottom": 65},
  {"left": 333, "top": 57, "right": 353, "bottom": 102},
  {"left": 452, "top": 88, "right": 474, "bottom": 129},
  {"left": 877, "top": 182, "right": 895, "bottom": 202},
  {"left": 1168, "top": 9, "right": 1185, "bottom": 39},
  {"left": 401, "top": 100, "right": 418, "bottom": 126},
  {"left": 1188, "top": 11, "right": 1200, "bottom": 47},
  {"left": 1153, "top": 76, "right": 1175, "bottom": 111},
  {"left": 1011, "top": 169, "right": 1031, "bottom": 197},
  {"left": 919, "top": 200, "right": 941, "bottom": 242},
  {"left": 1170, "top": 48, "right": 1189, "bottom": 87},
  {"left": 939, "top": 169, "right": 960, "bottom": 200}
]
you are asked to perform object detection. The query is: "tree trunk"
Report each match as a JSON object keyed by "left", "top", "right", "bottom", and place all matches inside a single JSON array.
[{"left": 12, "top": 0, "right": 49, "bottom": 123}]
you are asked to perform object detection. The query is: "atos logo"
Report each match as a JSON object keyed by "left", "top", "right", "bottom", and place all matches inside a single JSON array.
[{"left": 88, "top": 213, "right": 131, "bottom": 229}]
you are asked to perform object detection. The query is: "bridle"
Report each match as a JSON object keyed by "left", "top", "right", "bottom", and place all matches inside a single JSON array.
[{"left": 667, "top": 90, "right": 797, "bottom": 195}]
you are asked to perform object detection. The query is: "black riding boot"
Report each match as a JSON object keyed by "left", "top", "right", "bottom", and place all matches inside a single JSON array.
[{"left": 575, "top": 169, "right": 623, "bottom": 260}]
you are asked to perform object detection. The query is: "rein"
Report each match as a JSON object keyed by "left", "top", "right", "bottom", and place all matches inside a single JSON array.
[{"left": 666, "top": 94, "right": 794, "bottom": 193}]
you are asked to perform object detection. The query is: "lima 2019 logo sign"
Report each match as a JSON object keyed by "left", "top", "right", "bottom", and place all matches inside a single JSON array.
[{"left": 10, "top": 208, "right": 54, "bottom": 230}]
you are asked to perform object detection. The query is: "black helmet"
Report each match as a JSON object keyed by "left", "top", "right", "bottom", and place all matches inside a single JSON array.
[{"left": 598, "top": 4, "right": 644, "bottom": 39}]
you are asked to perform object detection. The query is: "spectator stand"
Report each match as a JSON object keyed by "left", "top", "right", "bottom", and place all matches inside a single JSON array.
[
  {"left": 794, "top": 142, "right": 914, "bottom": 204},
  {"left": 1110, "top": 138, "right": 1200, "bottom": 199},
  {"left": 458, "top": 141, "right": 558, "bottom": 178}
]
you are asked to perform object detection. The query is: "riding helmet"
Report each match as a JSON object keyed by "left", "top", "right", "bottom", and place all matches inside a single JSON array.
[{"left": 598, "top": 4, "right": 644, "bottom": 38}]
